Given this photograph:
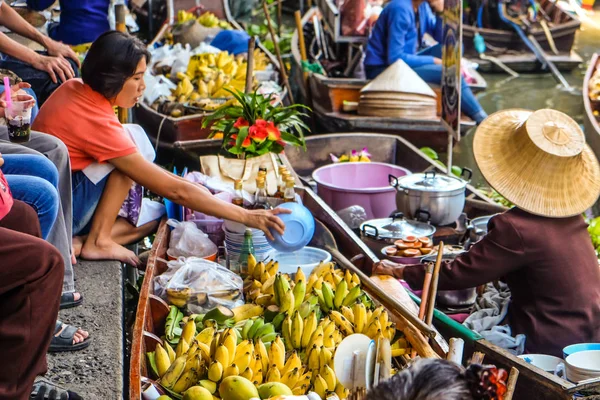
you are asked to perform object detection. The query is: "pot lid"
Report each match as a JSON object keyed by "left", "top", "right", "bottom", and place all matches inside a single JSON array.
[
  {"left": 360, "top": 213, "right": 436, "bottom": 240},
  {"left": 470, "top": 214, "right": 497, "bottom": 232},
  {"left": 397, "top": 171, "right": 467, "bottom": 192}
]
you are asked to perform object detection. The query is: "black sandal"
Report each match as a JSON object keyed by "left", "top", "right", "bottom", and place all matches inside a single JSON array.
[
  {"left": 60, "top": 293, "right": 83, "bottom": 310},
  {"left": 30, "top": 376, "right": 83, "bottom": 399},
  {"left": 48, "top": 321, "right": 91, "bottom": 353}
]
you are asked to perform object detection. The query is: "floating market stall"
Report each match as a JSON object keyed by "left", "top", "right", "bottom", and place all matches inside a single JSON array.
[
  {"left": 134, "top": 2, "right": 289, "bottom": 149},
  {"left": 290, "top": 8, "right": 487, "bottom": 152},
  {"left": 584, "top": 54, "right": 600, "bottom": 164},
  {"left": 463, "top": 0, "right": 582, "bottom": 73}
]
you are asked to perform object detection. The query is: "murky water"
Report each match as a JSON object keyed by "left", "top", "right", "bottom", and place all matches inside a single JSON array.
[{"left": 452, "top": 13, "right": 600, "bottom": 186}]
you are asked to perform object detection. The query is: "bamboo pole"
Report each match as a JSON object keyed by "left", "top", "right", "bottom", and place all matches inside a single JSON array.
[
  {"left": 245, "top": 38, "right": 256, "bottom": 94},
  {"left": 115, "top": 4, "right": 128, "bottom": 124},
  {"left": 504, "top": 367, "right": 520, "bottom": 400},
  {"left": 262, "top": 0, "right": 295, "bottom": 104},
  {"left": 294, "top": 10, "right": 308, "bottom": 82},
  {"left": 425, "top": 242, "right": 445, "bottom": 326},
  {"left": 277, "top": 0, "right": 283, "bottom": 37}
]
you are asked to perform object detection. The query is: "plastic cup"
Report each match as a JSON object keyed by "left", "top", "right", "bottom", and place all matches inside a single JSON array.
[{"left": 5, "top": 96, "right": 33, "bottom": 143}]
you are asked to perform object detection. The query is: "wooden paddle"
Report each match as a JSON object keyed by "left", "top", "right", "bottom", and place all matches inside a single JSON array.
[{"left": 245, "top": 38, "right": 256, "bottom": 94}]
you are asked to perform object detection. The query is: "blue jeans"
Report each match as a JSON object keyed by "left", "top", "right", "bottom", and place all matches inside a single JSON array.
[
  {"left": 0, "top": 86, "right": 39, "bottom": 122},
  {"left": 1, "top": 154, "right": 59, "bottom": 239},
  {"left": 72, "top": 170, "right": 109, "bottom": 236},
  {"left": 365, "top": 45, "right": 487, "bottom": 124}
]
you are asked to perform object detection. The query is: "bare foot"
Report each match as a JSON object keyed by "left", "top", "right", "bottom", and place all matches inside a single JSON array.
[
  {"left": 72, "top": 236, "right": 83, "bottom": 258},
  {"left": 81, "top": 238, "right": 140, "bottom": 266},
  {"left": 55, "top": 325, "right": 89, "bottom": 345}
]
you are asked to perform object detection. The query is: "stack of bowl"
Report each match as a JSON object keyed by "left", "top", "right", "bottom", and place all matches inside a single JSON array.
[
  {"left": 565, "top": 350, "right": 600, "bottom": 382},
  {"left": 223, "top": 226, "right": 273, "bottom": 261}
]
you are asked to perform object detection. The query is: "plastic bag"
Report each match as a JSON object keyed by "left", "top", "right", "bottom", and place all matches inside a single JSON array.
[
  {"left": 154, "top": 257, "right": 244, "bottom": 313},
  {"left": 167, "top": 219, "right": 218, "bottom": 258},
  {"left": 337, "top": 205, "right": 368, "bottom": 229}
]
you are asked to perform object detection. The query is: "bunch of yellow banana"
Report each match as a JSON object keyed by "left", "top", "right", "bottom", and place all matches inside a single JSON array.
[
  {"left": 197, "top": 12, "right": 221, "bottom": 28},
  {"left": 177, "top": 10, "right": 196, "bottom": 24},
  {"left": 391, "top": 337, "right": 411, "bottom": 357},
  {"left": 252, "top": 49, "right": 270, "bottom": 71},
  {"left": 172, "top": 72, "right": 195, "bottom": 103}
]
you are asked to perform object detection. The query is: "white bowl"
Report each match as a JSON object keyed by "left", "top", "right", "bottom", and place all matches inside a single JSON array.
[
  {"left": 518, "top": 354, "right": 563, "bottom": 374},
  {"left": 566, "top": 350, "right": 600, "bottom": 382},
  {"left": 267, "top": 247, "right": 332, "bottom": 275}
]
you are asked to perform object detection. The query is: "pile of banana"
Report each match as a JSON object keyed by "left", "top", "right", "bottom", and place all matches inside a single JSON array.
[
  {"left": 149, "top": 255, "right": 412, "bottom": 400},
  {"left": 177, "top": 10, "right": 232, "bottom": 30},
  {"left": 164, "top": 49, "right": 271, "bottom": 116}
]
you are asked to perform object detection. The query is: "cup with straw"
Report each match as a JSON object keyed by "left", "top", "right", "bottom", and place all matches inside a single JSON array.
[{"left": 3, "top": 76, "right": 33, "bottom": 143}]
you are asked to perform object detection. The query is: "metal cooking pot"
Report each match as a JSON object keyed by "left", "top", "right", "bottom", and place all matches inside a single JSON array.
[
  {"left": 464, "top": 214, "right": 498, "bottom": 249},
  {"left": 360, "top": 212, "right": 436, "bottom": 253},
  {"left": 421, "top": 251, "right": 477, "bottom": 307},
  {"left": 390, "top": 170, "right": 471, "bottom": 226}
]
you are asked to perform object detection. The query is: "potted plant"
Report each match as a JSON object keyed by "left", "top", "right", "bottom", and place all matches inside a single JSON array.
[{"left": 203, "top": 89, "right": 309, "bottom": 158}]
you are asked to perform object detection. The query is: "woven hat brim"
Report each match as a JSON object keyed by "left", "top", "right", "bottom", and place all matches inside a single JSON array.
[{"left": 473, "top": 109, "right": 600, "bottom": 217}]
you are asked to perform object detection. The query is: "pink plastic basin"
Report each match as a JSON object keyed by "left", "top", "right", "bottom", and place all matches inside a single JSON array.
[{"left": 312, "top": 162, "right": 411, "bottom": 219}]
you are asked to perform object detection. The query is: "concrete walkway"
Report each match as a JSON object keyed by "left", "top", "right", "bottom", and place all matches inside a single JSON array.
[{"left": 46, "top": 260, "right": 124, "bottom": 400}]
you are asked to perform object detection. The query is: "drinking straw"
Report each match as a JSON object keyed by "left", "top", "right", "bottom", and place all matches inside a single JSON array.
[{"left": 3, "top": 77, "right": 12, "bottom": 110}]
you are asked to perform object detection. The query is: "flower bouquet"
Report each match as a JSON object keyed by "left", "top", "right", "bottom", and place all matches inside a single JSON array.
[
  {"left": 203, "top": 89, "right": 309, "bottom": 158},
  {"left": 330, "top": 147, "right": 371, "bottom": 163}
]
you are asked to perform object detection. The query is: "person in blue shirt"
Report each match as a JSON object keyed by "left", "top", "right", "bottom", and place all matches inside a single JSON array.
[
  {"left": 364, "top": 0, "right": 488, "bottom": 124},
  {"left": 27, "top": 0, "right": 113, "bottom": 46}
]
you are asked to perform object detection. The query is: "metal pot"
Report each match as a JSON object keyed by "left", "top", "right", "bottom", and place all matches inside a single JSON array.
[
  {"left": 360, "top": 212, "right": 436, "bottom": 253},
  {"left": 421, "top": 251, "right": 477, "bottom": 307},
  {"left": 390, "top": 170, "right": 471, "bottom": 226},
  {"left": 464, "top": 214, "right": 498, "bottom": 249}
]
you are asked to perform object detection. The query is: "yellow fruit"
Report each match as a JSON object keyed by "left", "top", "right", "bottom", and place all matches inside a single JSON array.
[
  {"left": 266, "top": 365, "right": 281, "bottom": 382},
  {"left": 240, "top": 367, "right": 254, "bottom": 380},
  {"left": 161, "top": 356, "right": 187, "bottom": 389},
  {"left": 172, "top": 369, "right": 197, "bottom": 393},
  {"left": 219, "top": 376, "right": 259, "bottom": 400},
  {"left": 255, "top": 340, "right": 269, "bottom": 373},
  {"left": 215, "top": 345, "right": 230, "bottom": 368},
  {"left": 208, "top": 361, "right": 223, "bottom": 382},
  {"left": 223, "top": 363, "right": 239, "bottom": 378},
  {"left": 234, "top": 351, "right": 252, "bottom": 372},
  {"left": 199, "top": 380, "right": 218, "bottom": 394},
  {"left": 155, "top": 344, "right": 172, "bottom": 377},
  {"left": 181, "top": 320, "right": 197, "bottom": 345},
  {"left": 196, "top": 327, "right": 216, "bottom": 345},
  {"left": 321, "top": 365, "right": 337, "bottom": 391},
  {"left": 313, "top": 374, "right": 328, "bottom": 399},
  {"left": 176, "top": 338, "right": 190, "bottom": 358},
  {"left": 165, "top": 341, "right": 177, "bottom": 363},
  {"left": 183, "top": 386, "right": 214, "bottom": 400},
  {"left": 257, "top": 382, "right": 293, "bottom": 399}
]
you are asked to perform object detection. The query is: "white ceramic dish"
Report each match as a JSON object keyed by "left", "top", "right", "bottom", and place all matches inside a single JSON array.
[
  {"left": 518, "top": 354, "right": 562, "bottom": 374},
  {"left": 333, "top": 334, "right": 372, "bottom": 389},
  {"left": 565, "top": 350, "right": 600, "bottom": 382}
]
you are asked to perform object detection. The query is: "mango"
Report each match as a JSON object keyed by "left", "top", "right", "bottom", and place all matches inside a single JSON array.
[
  {"left": 257, "top": 382, "right": 293, "bottom": 399},
  {"left": 219, "top": 376, "right": 259, "bottom": 400},
  {"left": 183, "top": 386, "right": 214, "bottom": 400}
]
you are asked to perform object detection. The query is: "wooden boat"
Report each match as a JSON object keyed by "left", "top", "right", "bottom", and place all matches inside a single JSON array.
[
  {"left": 129, "top": 158, "right": 600, "bottom": 399},
  {"left": 133, "top": 1, "right": 289, "bottom": 149},
  {"left": 291, "top": 8, "right": 487, "bottom": 152},
  {"left": 463, "top": 0, "right": 582, "bottom": 73},
  {"left": 583, "top": 54, "right": 600, "bottom": 163}
]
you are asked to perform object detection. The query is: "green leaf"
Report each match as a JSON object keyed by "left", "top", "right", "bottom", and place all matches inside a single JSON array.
[{"left": 236, "top": 126, "right": 249, "bottom": 149}]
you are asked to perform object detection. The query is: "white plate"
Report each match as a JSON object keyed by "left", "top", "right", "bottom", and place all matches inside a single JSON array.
[
  {"left": 333, "top": 334, "right": 372, "bottom": 389},
  {"left": 365, "top": 340, "right": 376, "bottom": 390}
]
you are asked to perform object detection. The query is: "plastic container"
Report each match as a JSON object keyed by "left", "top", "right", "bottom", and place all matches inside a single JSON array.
[
  {"left": 312, "top": 162, "right": 411, "bottom": 219},
  {"left": 267, "top": 202, "right": 315, "bottom": 252},
  {"left": 563, "top": 343, "right": 600, "bottom": 359},
  {"left": 267, "top": 247, "right": 332, "bottom": 275}
]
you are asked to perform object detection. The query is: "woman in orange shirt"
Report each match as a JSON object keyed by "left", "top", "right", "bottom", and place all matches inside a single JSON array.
[{"left": 33, "top": 31, "right": 289, "bottom": 266}]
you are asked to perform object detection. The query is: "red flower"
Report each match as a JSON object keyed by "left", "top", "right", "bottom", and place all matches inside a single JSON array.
[
  {"left": 233, "top": 117, "right": 249, "bottom": 129},
  {"left": 265, "top": 120, "right": 281, "bottom": 141},
  {"left": 249, "top": 119, "right": 269, "bottom": 143},
  {"left": 229, "top": 133, "right": 250, "bottom": 147}
]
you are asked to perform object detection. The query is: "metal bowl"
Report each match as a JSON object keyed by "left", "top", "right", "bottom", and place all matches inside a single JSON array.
[{"left": 421, "top": 250, "right": 477, "bottom": 307}]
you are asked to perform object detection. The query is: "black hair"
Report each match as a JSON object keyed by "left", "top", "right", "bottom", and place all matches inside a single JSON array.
[
  {"left": 81, "top": 31, "right": 151, "bottom": 100},
  {"left": 366, "top": 359, "right": 499, "bottom": 400}
]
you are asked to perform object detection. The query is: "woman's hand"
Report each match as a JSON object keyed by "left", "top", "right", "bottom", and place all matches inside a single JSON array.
[
  {"left": 244, "top": 208, "right": 291, "bottom": 241},
  {"left": 0, "top": 82, "right": 36, "bottom": 115},
  {"left": 45, "top": 39, "right": 81, "bottom": 68},
  {"left": 0, "top": 153, "right": 4, "bottom": 168},
  {"left": 31, "top": 53, "right": 75, "bottom": 84},
  {"left": 373, "top": 259, "right": 406, "bottom": 279}
]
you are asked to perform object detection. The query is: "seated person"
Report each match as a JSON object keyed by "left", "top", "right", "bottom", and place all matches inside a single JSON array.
[
  {"left": 1, "top": 81, "right": 79, "bottom": 307},
  {"left": 26, "top": 0, "right": 113, "bottom": 46},
  {"left": 0, "top": 160, "right": 82, "bottom": 400},
  {"left": 366, "top": 358, "right": 507, "bottom": 400},
  {"left": 0, "top": 1, "right": 80, "bottom": 105},
  {"left": 364, "top": 0, "right": 488, "bottom": 124},
  {"left": 33, "top": 31, "right": 289, "bottom": 266}
]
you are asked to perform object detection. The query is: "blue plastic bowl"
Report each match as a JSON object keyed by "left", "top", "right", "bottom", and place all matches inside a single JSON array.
[
  {"left": 267, "top": 202, "right": 315, "bottom": 252},
  {"left": 563, "top": 343, "right": 600, "bottom": 359}
]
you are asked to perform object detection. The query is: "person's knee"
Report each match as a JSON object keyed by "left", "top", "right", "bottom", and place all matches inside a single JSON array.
[
  {"left": 1, "top": 200, "right": 42, "bottom": 237},
  {"left": 36, "top": 155, "right": 59, "bottom": 188}
]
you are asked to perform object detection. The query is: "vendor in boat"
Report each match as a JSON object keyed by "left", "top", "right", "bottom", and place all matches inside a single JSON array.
[
  {"left": 374, "top": 108, "right": 600, "bottom": 357},
  {"left": 363, "top": 0, "right": 488, "bottom": 124},
  {"left": 33, "top": 31, "right": 289, "bottom": 266}
]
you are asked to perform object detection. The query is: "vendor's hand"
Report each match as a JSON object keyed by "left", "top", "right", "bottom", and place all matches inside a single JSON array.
[
  {"left": 0, "top": 153, "right": 4, "bottom": 168},
  {"left": 244, "top": 208, "right": 292, "bottom": 241},
  {"left": 45, "top": 39, "right": 81, "bottom": 68},
  {"left": 0, "top": 82, "right": 36, "bottom": 115},
  {"left": 433, "top": 57, "right": 442, "bottom": 65},
  {"left": 373, "top": 259, "right": 405, "bottom": 279},
  {"left": 32, "top": 54, "right": 75, "bottom": 84}
]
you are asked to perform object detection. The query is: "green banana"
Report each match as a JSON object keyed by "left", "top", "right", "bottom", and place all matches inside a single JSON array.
[
  {"left": 322, "top": 283, "right": 335, "bottom": 311},
  {"left": 342, "top": 285, "right": 362, "bottom": 307},
  {"left": 248, "top": 318, "right": 264, "bottom": 339},
  {"left": 241, "top": 319, "right": 254, "bottom": 340}
]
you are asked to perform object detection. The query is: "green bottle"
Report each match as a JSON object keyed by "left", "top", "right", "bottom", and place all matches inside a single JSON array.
[{"left": 237, "top": 228, "right": 255, "bottom": 275}]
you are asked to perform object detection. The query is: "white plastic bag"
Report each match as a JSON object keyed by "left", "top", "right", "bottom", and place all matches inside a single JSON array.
[
  {"left": 167, "top": 219, "right": 218, "bottom": 258},
  {"left": 154, "top": 257, "right": 244, "bottom": 312}
]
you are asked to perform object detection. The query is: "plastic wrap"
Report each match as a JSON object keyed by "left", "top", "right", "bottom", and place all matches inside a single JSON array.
[
  {"left": 336, "top": 205, "right": 368, "bottom": 229},
  {"left": 154, "top": 257, "right": 244, "bottom": 313},
  {"left": 167, "top": 219, "right": 218, "bottom": 258}
]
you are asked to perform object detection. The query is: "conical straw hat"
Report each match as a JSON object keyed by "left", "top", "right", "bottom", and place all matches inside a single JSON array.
[
  {"left": 361, "top": 59, "right": 437, "bottom": 98},
  {"left": 473, "top": 108, "right": 600, "bottom": 217}
]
